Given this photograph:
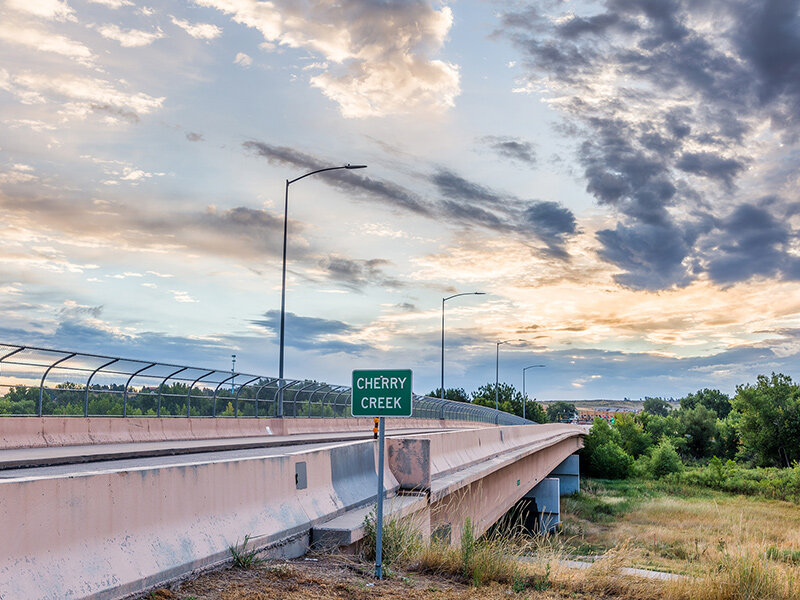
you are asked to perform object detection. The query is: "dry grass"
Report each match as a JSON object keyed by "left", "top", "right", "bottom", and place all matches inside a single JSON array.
[{"left": 557, "top": 481, "right": 800, "bottom": 576}]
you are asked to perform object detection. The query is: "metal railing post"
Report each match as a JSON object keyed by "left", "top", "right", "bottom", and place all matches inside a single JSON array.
[
  {"left": 38, "top": 353, "right": 77, "bottom": 417},
  {"left": 212, "top": 374, "right": 238, "bottom": 416},
  {"left": 233, "top": 376, "right": 259, "bottom": 417},
  {"left": 186, "top": 370, "right": 215, "bottom": 417},
  {"left": 157, "top": 367, "right": 188, "bottom": 417},
  {"left": 123, "top": 363, "right": 156, "bottom": 417},
  {"left": 84, "top": 358, "right": 119, "bottom": 417}
]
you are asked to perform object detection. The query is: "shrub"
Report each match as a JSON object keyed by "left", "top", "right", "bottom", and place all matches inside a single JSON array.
[
  {"left": 648, "top": 440, "right": 683, "bottom": 478},
  {"left": 589, "top": 441, "right": 633, "bottom": 479}
]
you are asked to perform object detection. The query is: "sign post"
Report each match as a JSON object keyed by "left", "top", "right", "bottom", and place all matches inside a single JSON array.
[{"left": 351, "top": 369, "right": 413, "bottom": 579}]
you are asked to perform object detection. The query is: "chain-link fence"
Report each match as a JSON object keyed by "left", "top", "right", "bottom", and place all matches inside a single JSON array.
[{"left": 0, "top": 344, "right": 531, "bottom": 425}]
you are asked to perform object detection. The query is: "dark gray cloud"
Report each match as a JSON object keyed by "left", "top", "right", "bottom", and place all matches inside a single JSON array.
[
  {"left": 317, "top": 256, "right": 404, "bottom": 291},
  {"left": 90, "top": 103, "right": 140, "bottom": 123},
  {"left": 702, "top": 201, "right": 800, "bottom": 284},
  {"left": 432, "top": 170, "right": 502, "bottom": 205},
  {"left": 523, "top": 201, "right": 577, "bottom": 258},
  {"left": 243, "top": 141, "right": 431, "bottom": 215},
  {"left": 496, "top": 0, "right": 800, "bottom": 289},
  {"left": 251, "top": 310, "right": 371, "bottom": 354},
  {"left": 245, "top": 141, "right": 578, "bottom": 258},
  {"left": 676, "top": 152, "right": 746, "bottom": 186},
  {"left": 186, "top": 132, "right": 204, "bottom": 142},
  {"left": 430, "top": 169, "right": 577, "bottom": 257},
  {"left": 597, "top": 221, "right": 695, "bottom": 290},
  {"left": 481, "top": 136, "right": 537, "bottom": 165}
]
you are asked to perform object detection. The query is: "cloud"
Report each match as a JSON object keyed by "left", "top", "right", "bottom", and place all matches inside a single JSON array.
[
  {"left": 496, "top": 0, "right": 800, "bottom": 290},
  {"left": 430, "top": 169, "right": 577, "bottom": 257},
  {"left": 244, "top": 140, "right": 577, "bottom": 257},
  {"left": 233, "top": 52, "right": 252, "bottom": 67},
  {"left": 6, "top": 0, "right": 75, "bottom": 21},
  {"left": 316, "top": 256, "right": 404, "bottom": 291},
  {"left": 243, "top": 141, "right": 432, "bottom": 215},
  {"left": 95, "top": 24, "right": 165, "bottom": 47},
  {"left": 702, "top": 201, "right": 800, "bottom": 285},
  {"left": 251, "top": 310, "right": 371, "bottom": 354},
  {"left": 170, "top": 16, "right": 221, "bottom": 40},
  {"left": 88, "top": 0, "right": 133, "bottom": 7},
  {"left": 1, "top": 71, "right": 164, "bottom": 117},
  {"left": 0, "top": 191, "right": 291, "bottom": 262},
  {"left": 185, "top": 132, "right": 204, "bottom": 142},
  {"left": 0, "top": 22, "right": 94, "bottom": 65},
  {"left": 481, "top": 136, "right": 537, "bottom": 165},
  {"left": 194, "top": 0, "right": 460, "bottom": 118}
]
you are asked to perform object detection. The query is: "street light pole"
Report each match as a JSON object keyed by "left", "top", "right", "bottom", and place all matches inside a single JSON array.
[
  {"left": 231, "top": 354, "right": 237, "bottom": 393},
  {"left": 495, "top": 339, "right": 525, "bottom": 411},
  {"left": 441, "top": 292, "right": 486, "bottom": 400},
  {"left": 278, "top": 164, "right": 366, "bottom": 417},
  {"left": 522, "top": 364, "right": 545, "bottom": 420}
]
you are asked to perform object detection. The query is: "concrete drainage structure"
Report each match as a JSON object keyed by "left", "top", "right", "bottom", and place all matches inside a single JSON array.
[{"left": 0, "top": 423, "right": 583, "bottom": 600}]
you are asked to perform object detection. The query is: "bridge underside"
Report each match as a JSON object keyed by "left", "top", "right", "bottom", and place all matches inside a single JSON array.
[{"left": 0, "top": 423, "right": 583, "bottom": 600}]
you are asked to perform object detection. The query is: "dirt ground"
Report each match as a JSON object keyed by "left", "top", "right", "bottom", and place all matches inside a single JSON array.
[{"left": 142, "top": 556, "right": 577, "bottom": 600}]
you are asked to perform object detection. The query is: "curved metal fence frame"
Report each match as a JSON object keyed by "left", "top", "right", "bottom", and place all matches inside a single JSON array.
[{"left": 0, "top": 343, "right": 532, "bottom": 425}]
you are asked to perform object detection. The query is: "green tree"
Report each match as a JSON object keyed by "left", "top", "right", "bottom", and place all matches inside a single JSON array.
[
  {"left": 581, "top": 417, "right": 633, "bottom": 478},
  {"left": 680, "top": 388, "right": 732, "bottom": 419},
  {"left": 680, "top": 404, "right": 718, "bottom": 459},
  {"left": 638, "top": 412, "right": 683, "bottom": 443},
  {"left": 615, "top": 412, "right": 653, "bottom": 458},
  {"left": 732, "top": 373, "right": 800, "bottom": 467},
  {"left": 427, "top": 387, "right": 469, "bottom": 402},
  {"left": 642, "top": 397, "right": 671, "bottom": 417},
  {"left": 545, "top": 401, "right": 578, "bottom": 422},
  {"left": 523, "top": 399, "right": 548, "bottom": 423},
  {"left": 471, "top": 383, "right": 524, "bottom": 413},
  {"left": 713, "top": 413, "right": 740, "bottom": 461}
]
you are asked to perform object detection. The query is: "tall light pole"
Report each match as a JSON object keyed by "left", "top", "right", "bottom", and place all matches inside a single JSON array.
[
  {"left": 278, "top": 164, "right": 366, "bottom": 416},
  {"left": 441, "top": 292, "right": 486, "bottom": 400},
  {"left": 231, "top": 354, "right": 237, "bottom": 393},
  {"left": 522, "top": 364, "right": 545, "bottom": 420},
  {"left": 495, "top": 339, "right": 525, "bottom": 411}
]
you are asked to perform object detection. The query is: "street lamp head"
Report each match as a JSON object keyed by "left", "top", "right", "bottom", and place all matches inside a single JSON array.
[
  {"left": 345, "top": 164, "right": 367, "bottom": 169},
  {"left": 473, "top": 292, "right": 487, "bottom": 295}
]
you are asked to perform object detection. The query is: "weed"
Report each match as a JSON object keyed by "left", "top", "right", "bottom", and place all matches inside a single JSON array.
[
  {"left": 361, "top": 506, "right": 423, "bottom": 567},
  {"left": 229, "top": 533, "right": 263, "bottom": 569},
  {"left": 767, "top": 546, "right": 800, "bottom": 565}
]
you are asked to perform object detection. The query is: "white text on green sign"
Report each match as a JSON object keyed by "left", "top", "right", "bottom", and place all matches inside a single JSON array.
[{"left": 351, "top": 369, "right": 413, "bottom": 417}]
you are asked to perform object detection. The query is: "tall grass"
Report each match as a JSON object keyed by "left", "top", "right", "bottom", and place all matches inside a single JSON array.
[{"left": 667, "top": 552, "right": 800, "bottom": 600}]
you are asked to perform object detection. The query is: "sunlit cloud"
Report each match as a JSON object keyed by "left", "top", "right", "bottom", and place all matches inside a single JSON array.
[
  {"left": 170, "top": 16, "right": 221, "bottom": 40},
  {"left": 95, "top": 24, "right": 165, "bottom": 47},
  {"left": 6, "top": 0, "right": 76, "bottom": 22},
  {"left": 195, "top": 0, "right": 460, "bottom": 117}
]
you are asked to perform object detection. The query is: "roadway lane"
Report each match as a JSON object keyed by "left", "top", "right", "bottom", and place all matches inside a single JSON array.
[
  {"left": 0, "top": 427, "right": 452, "bottom": 474},
  {"left": 0, "top": 439, "right": 354, "bottom": 480}
]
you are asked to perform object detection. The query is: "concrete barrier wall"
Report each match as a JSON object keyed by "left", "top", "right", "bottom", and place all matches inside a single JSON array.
[
  {"left": 0, "top": 416, "right": 494, "bottom": 449},
  {"left": 0, "top": 438, "right": 398, "bottom": 600},
  {"left": 386, "top": 424, "right": 582, "bottom": 490}
]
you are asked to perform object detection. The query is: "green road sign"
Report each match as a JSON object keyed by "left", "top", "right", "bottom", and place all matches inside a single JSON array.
[{"left": 351, "top": 369, "right": 413, "bottom": 417}]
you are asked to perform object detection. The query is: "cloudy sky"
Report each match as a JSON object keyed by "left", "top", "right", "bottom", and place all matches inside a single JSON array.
[{"left": 1, "top": 0, "right": 799, "bottom": 400}]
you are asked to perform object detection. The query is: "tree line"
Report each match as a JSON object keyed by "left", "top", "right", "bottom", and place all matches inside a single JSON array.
[
  {"left": 582, "top": 373, "right": 800, "bottom": 486},
  {"left": 427, "top": 384, "right": 576, "bottom": 424}
]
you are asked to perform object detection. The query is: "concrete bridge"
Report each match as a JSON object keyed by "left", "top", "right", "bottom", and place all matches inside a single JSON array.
[{"left": 0, "top": 416, "right": 583, "bottom": 600}]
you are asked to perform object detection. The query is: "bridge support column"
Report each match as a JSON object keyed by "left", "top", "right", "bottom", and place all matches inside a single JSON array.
[
  {"left": 550, "top": 454, "right": 580, "bottom": 496},
  {"left": 524, "top": 477, "right": 560, "bottom": 533}
]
